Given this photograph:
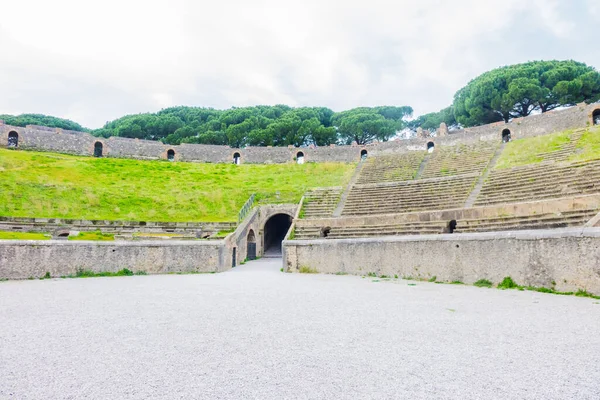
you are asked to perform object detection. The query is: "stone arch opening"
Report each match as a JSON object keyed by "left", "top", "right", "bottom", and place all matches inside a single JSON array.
[
  {"left": 502, "top": 129, "right": 511, "bottom": 143},
  {"left": 246, "top": 229, "right": 257, "bottom": 260},
  {"left": 94, "top": 141, "right": 103, "bottom": 157},
  {"left": 320, "top": 226, "right": 331, "bottom": 238},
  {"left": 263, "top": 213, "right": 292, "bottom": 256},
  {"left": 360, "top": 149, "right": 368, "bottom": 161},
  {"left": 446, "top": 220, "right": 457, "bottom": 234},
  {"left": 296, "top": 151, "right": 305, "bottom": 164},
  {"left": 167, "top": 149, "right": 175, "bottom": 161},
  {"left": 593, "top": 109, "right": 600, "bottom": 125},
  {"left": 427, "top": 141, "right": 435, "bottom": 153},
  {"left": 233, "top": 152, "right": 241, "bottom": 165},
  {"left": 7, "top": 131, "right": 18, "bottom": 148}
]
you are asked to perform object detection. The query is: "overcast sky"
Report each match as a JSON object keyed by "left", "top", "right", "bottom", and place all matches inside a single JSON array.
[{"left": 1, "top": 0, "right": 598, "bottom": 128}]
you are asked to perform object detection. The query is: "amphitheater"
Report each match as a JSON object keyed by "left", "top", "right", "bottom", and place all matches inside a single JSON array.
[{"left": 2, "top": 104, "right": 600, "bottom": 399}]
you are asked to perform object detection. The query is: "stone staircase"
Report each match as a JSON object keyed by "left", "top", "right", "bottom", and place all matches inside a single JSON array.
[
  {"left": 293, "top": 208, "right": 597, "bottom": 240},
  {"left": 356, "top": 152, "right": 424, "bottom": 184},
  {"left": 341, "top": 173, "right": 478, "bottom": 216},
  {"left": 300, "top": 188, "right": 343, "bottom": 218},
  {"left": 474, "top": 159, "right": 600, "bottom": 206},
  {"left": 419, "top": 142, "right": 498, "bottom": 179},
  {"left": 534, "top": 129, "right": 585, "bottom": 162}
]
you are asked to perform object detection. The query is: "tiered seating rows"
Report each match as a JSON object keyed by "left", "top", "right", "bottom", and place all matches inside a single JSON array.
[
  {"left": 294, "top": 209, "right": 597, "bottom": 239},
  {"left": 301, "top": 188, "right": 343, "bottom": 219},
  {"left": 342, "top": 174, "right": 477, "bottom": 216},
  {"left": 475, "top": 159, "right": 600, "bottom": 206},
  {"left": 420, "top": 142, "right": 498, "bottom": 179},
  {"left": 356, "top": 152, "right": 424, "bottom": 184}
]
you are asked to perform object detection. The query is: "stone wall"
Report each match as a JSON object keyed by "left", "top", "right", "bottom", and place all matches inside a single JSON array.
[
  {"left": 283, "top": 227, "right": 600, "bottom": 295},
  {"left": 2, "top": 103, "right": 598, "bottom": 163},
  {"left": 0, "top": 240, "right": 227, "bottom": 279}
]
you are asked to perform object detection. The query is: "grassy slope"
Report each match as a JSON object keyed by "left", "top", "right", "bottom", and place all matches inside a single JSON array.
[
  {"left": 495, "top": 126, "right": 600, "bottom": 169},
  {"left": 0, "top": 231, "right": 51, "bottom": 240},
  {"left": 0, "top": 149, "right": 355, "bottom": 222}
]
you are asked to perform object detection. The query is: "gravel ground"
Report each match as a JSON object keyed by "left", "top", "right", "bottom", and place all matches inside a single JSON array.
[{"left": 1, "top": 258, "right": 600, "bottom": 400}]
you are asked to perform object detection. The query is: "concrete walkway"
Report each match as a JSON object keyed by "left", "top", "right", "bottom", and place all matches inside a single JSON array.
[{"left": 1, "top": 258, "right": 599, "bottom": 399}]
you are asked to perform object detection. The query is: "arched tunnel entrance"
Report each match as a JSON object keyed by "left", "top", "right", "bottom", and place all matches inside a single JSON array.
[{"left": 263, "top": 213, "right": 292, "bottom": 256}]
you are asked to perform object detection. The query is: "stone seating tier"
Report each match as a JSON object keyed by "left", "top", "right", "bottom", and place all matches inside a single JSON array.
[
  {"left": 356, "top": 152, "right": 424, "bottom": 184},
  {"left": 293, "top": 209, "right": 597, "bottom": 240},
  {"left": 342, "top": 174, "right": 477, "bottom": 216},
  {"left": 419, "top": 142, "right": 498, "bottom": 179},
  {"left": 301, "top": 188, "right": 343, "bottom": 218},
  {"left": 475, "top": 159, "right": 600, "bottom": 206}
]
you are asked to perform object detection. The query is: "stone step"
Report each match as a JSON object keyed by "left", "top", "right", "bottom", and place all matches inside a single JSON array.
[
  {"left": 474, "top": 190, "right": 600, "bottom": 206},
  {"left": 486, "top": 165, "right": 600, "bottom": 182},
  {"left": 350, "top": 184, "right": 474, "bottom": 193},
  {"left": 479, "top": 175, "right": 600, "bottom": 194},
  {"left": 478, "top": 183, "right": 600, "bottom": 198}
]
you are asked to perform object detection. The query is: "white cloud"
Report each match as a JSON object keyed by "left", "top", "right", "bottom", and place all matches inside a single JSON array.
[{"left": 0, "top": 0, "right": 597, "bottom": 128}]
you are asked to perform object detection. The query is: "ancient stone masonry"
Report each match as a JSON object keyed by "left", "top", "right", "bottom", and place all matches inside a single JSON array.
[
  {"left": 1, "top": 103, "right": 597, "bottom": 163},
  {"left": 283, "top": 228, "right": 600, "bottom": 295}
]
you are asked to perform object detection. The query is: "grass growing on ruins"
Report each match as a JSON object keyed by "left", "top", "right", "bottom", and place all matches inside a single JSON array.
[
  {"left": 62, "top": 268, "right": 147, "bottom": 278},
  {"left": 571, "top": 126, "right": 600, "bottom": 162},
  {"left": 497, "top": 276, "right": 519, "bottom": 289},
  {"left": 299, "top": 266, "right": 318, "bottom": 274},
  {"left": 473, "top": 279, "right": 493, "bottom": 288},
  {"left": 0, "top": 230, "right": 51, "bottom": 240},
  {"left": 68, "top": 231, "right": 115, "bottom": 241},
  {"left": 0, "top": 149, "right": 355, "bottom": 222},
  {"left": 495, "top": 129, "right": 572, "bottom": 169},
  {"left": 495, "top": 126, "right": 600, "bottom": 169}
]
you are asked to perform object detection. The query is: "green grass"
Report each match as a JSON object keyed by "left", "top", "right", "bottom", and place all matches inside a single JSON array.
[
  {"left": 299, "top": 265, "right": 318, "bottom": 274},
  {"left": 0, "top": 230, "right": 51, "bottom": 240},
  {"left": 0, "top": 148, "right": 355, "bottom": 222},
  {"left": 495, "top": 129, "right": 572, "bottom": 169},
  {"left": 571, "top": 126, "right": 600, "bottom": 162},
  {"left": 213, "top": 230, "right": 234, "bottom": 238},
  {"left": 473, "top": 279, "right": 493, "bottom": 288},
  {"left": 498, "top": 276, "right": 518, "bottom": 289},
  {"left": 495, "top": 126, "right": 600, "bottom": 169},
  {"left": 68, "top": 231, "right": 115, "bottom": 241},
  {"left": 62, "top": 268, "right": 146, "bottom": 278}
]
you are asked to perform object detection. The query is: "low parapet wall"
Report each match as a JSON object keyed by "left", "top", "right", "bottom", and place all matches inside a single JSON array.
[
  {"left": 283, "top": 228, "right": 600, "bottom": 295},
  {"left": 0, "top": 240, "right": 228, "bottom": 279},
  {"left": 1, "top": 103, "right": 598, "bottom": 163}
]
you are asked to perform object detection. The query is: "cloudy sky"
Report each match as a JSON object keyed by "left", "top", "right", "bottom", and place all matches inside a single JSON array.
[{"left": 1, "top": 0, "right": 598, "bottom": 128}]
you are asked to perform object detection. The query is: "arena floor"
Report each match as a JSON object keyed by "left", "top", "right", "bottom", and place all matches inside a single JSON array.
[{"left": 1, "top": 258, "right": 599, "bottom": 399}]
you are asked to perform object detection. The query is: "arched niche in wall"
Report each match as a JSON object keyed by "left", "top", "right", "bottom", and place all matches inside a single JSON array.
[
  {"left": 167, "top": 149, "right": 175, "bottom": 161},
  {"left": 94, "top": 141, "right": 103, "bottom": 157},
  {"left": 247, "top": 229, "right": 257, "bottom": 260},
  {"left": 296, "top": 151, "right": 305, "bottom": 164},
  {"left": 426, "top": 141, "right": 435, "bottom": 153},
  {"left": 7, "top": 131, "right": 18, "bottom": 148},
  {"left": 233, "top": 152, "right": 241, "bottom": 165},
  {"left": 593, "top": 109, "right": 600, "bottom": 126},
  {"left": 360, "top": 149, "right": 368, "bottom": 161},
  {"left": 502, "top": 129, "right": 512, "bottom": 143}
]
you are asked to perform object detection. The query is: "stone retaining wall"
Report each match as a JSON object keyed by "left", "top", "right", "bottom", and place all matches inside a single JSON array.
[
  {"left": 283, "top": 228, "right": 600, "bottom": 295},
  {"left": 2, "top": 103, "right": 598, "bottom": 163},
  {"left": 0, "top": 240, "right": 227, "bottom": 279}
]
